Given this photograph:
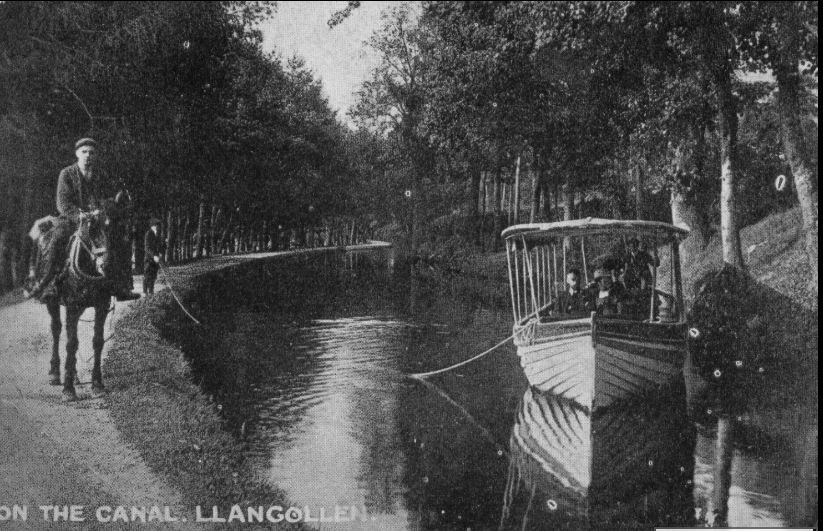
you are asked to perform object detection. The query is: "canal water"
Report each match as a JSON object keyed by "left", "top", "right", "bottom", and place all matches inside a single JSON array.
[{"left": 169, "top": 250, "right": 817, "bottom": 530}]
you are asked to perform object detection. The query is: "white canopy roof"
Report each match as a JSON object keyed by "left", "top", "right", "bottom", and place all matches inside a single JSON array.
[{"left": 502, "top": 218, "right": 689, "bottom": 241}]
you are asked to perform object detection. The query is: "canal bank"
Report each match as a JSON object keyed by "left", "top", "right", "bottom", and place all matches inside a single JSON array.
[{"left": 100, "top": 244, "right": 391, "bottom": 529}]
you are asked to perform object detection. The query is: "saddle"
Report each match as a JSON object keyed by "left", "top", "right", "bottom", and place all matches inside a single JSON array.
[{"left": 26, "top": 215, "right": 110, "bottom": 303}]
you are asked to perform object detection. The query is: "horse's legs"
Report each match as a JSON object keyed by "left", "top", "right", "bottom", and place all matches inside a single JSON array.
[
  {"left": 62, "top": 306, "right": 82, "bottom": 401},
  {"left": 46, "top": 299, "right": 62, "bottom": 385},
  {"left": 91, "top": 302, "right": 108, "bottom": 395}
]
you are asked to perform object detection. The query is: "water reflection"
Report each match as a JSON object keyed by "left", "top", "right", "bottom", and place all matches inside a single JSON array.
[
  {"left": 501, "top": 383, "right": 695, "bottom": 530},
  {"left": 169, "top": 251, "right": 817, "bottom": 530},
  {"left": 687, "top": 360, "right": 819, "bottom": 528}
]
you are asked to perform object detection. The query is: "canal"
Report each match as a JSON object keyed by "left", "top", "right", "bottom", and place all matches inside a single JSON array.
[{"left": 165, "top": 250, "right": 817, "bottom": 530}]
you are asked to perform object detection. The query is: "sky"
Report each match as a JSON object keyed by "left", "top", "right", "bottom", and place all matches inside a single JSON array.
[{"left": 260, "top": 1, "right": 397, "bottom": 123}]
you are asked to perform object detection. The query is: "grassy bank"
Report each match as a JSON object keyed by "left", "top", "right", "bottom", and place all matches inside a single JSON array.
[
  {"left": 680, "top": 207, "right": 816, "bottom": 309},
  {"left": 104, "top": 259, "right": 306, "bottom": 530}
]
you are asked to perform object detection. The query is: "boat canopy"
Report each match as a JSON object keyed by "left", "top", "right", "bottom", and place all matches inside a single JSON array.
[
  {"left": 503, "top": 218, "right": 686, "bottom": 326},
  {"left": 502, "top": 218, "right": 688, "bottom": 243}
]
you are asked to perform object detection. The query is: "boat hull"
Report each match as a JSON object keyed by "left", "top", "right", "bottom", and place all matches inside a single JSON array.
[{"left": 514, "top": 317, "right": 687, "bottom": 410}]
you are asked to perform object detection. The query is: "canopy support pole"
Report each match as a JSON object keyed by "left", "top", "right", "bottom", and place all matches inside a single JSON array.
[
  {"left": 523, "top": 236, "right": 538, "bottom": 313},
  {"left": 649, "top": 235, "right": 659, "bottom": 321},
  {"left": 552, "top": 243, "right": 559, "bottom": 300},
  {"left": 505, "top": 239, "right": 518, "bottom": 322}
]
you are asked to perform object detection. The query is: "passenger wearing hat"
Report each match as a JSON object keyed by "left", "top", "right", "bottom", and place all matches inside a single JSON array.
[
  {"left": 622, "top": 237, "right": 658, "bottom": 291},
  {"left": 592, "top": 267, "right": 625, "bottom": 316},
  {"left": 143, "top": 217, "right": 163, "bottom": 294},
  {"left": 27, "top": 137, "right": 140, "bottom": 300},
  {"left": 552, "top": 268, "right": 588, "bottom": 315}
]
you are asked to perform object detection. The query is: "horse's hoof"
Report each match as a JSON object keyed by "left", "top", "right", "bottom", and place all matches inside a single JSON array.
[
  {"left": 48, "top": 374, "right": 61, "bottom": 386},
  {"left": 62, "top": 389, "right": 78, "bottom": 402}
]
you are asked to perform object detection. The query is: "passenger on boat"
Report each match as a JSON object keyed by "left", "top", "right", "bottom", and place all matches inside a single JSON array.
[
  {"left": 619, "top": 238, "right": 659, "bottom": 318},
  {"left": 591, "top": 268, "right": 625, "bottom": 316},
  {"left": 553, "top": 268, "right": 588, "bottom": 315},
  {"left": 621, "top": 238, "right": 658, "bottom": 291}
]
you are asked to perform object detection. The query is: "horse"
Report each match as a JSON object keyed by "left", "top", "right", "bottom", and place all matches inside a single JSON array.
[{"left": 27, "top": 198, "right": 127, "bottom": 401}]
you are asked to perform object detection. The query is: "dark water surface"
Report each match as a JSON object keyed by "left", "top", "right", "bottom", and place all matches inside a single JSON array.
[{"left": 170, "top": 250, "right": 817, "bottom": 530}]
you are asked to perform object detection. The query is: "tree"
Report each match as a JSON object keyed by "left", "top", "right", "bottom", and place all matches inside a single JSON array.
[
  {"left": 350, "top": 3, "right": 434, "bottom": 255},
  {"left": 739, "top": 1, "right": 818, "bottom": 285}
]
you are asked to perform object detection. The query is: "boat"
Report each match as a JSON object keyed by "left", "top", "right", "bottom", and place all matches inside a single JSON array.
[
  {"left": 502, "top": 218, "right": 689, "bottom": 411},
  {"left": 500, "top": 384, "right": 695, "bottom": 529}
]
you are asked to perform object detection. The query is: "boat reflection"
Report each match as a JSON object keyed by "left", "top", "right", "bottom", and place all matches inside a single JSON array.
[{"left": 501, "top": 383, "right": 696, "bottom": 530}]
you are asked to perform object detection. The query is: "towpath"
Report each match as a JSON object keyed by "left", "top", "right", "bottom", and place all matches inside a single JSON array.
[{"left": 0, "top": 243, "right": 391, "bottom": 530}]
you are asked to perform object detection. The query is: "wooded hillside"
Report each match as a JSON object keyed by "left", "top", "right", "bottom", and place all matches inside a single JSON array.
[{"left": 0, "top": 1, "right": 817, "bottom": 298}]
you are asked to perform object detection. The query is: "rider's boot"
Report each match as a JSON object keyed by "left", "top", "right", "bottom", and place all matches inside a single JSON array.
[{"left": 24, "top": 271, "right": 53, "bottom": 299}]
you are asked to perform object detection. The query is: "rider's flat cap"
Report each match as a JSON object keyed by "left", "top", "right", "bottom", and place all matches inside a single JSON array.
[
  {"left": 74, "top": 137, "right": 97, "bottom": 150},
  {"left": 148, "top": 217, "right": 161, "bottom": 225}
]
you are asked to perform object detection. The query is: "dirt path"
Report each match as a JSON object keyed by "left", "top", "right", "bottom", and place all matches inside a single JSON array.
[
  {"left": 0, "top": 243, "right": 393, "bottom": 529},
  {"left": 0, "top": 278, "right": 199, "bottom": 530}
]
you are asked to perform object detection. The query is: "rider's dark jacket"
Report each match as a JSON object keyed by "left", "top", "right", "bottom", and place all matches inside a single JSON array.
[{"left": 56, "top": 163, "right": 107, "bottom": 223}]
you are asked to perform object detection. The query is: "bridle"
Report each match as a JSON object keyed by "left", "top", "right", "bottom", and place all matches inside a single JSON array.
[{"left": 69, "top": 213, "right": 109, "bottom": 281}]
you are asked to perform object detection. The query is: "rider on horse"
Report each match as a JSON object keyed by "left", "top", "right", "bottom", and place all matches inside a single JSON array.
[{"left": 25, "top": 137, "right": 140, "bottom": 302}]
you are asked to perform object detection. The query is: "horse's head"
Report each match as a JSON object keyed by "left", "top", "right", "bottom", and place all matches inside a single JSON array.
[{"left": 75, "top": 204, "right": 117, "bottom": 277}]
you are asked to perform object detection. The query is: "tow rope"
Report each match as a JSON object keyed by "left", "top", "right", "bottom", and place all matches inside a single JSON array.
[
  {"left": 409, "top": 333, "right": 515, "bottom": 379},
  {"left": 158, "top": 261, "right": 202, "bottom": 325},
  {"left": 408, "top": 305, "right": 547, "bottom": 379}
]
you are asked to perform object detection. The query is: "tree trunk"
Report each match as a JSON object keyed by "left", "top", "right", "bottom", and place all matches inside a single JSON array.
[
  {"left": 479, "top": 171, "right": 486, "bottom": 248},
  {"left": 19, "top": 135, "right": 37, "bottom": 285},
  {"left": 513, "top": 155, "right": 522, "bottom": 225},
  {"left": 775, "top": 22, "right": 818, "bottom": 287},
  {"left": 553, "top": 179, "right": 560, "bottom": 220},
  {"left": 195, "top": 200, "right": 206, "bottom": 259},
  {"left": 563, "top": 176, "right": 574, "bottom": 252},
  {"left": 506, "top": 181, "right": 514, "bottom": 226},
  {"left": 530, "top": 158, "right": 540, "bottom": 223},
  {"left": 164, "top": 209, "right": 174, "bottom": 263},
  {"left": 468, "top": 158, "right": 481, "bottom": 244},
  {"left": 540, "top": 167, "right": 552, "bottom": 222},
  {"left": 175, "top": 209, "right": 184, "bottom": 262},
  {"left": 0, "top": 229, "right": 11, "bottom": 293},
  {"left": 492, "top": 165, "right": 502, "bottom": 251},
  {"left": 671, "top": 136, "right": 710, "bottom": 265},
  {"left": 563, "top": 177, "right": 574, "bottom": 222},
  {"left": 182, "top": 212, "right": 191, "bottom": 261},
  {"left": 635, "top": 163, "right": 645, "bottom": 220},
  {"left": 219, "top": 209, "right": 233, "bottom": 255},
  {"left": 671, "top": 189, "right": 707, "bottom": 265},
  {"left": 208, "top": 205, "right": 219, "bottom": 256},
  {"left": 715, "top": 67, "right": 745, "bottom": 269}
]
